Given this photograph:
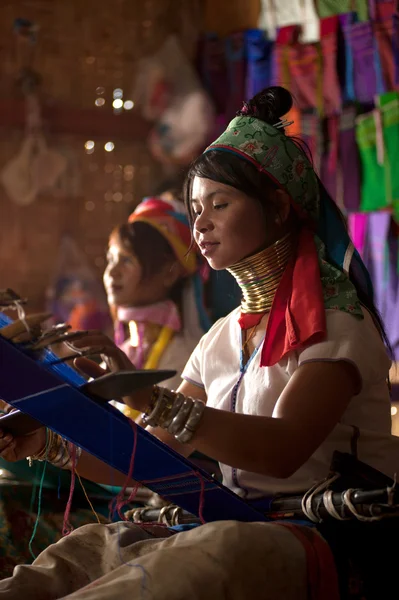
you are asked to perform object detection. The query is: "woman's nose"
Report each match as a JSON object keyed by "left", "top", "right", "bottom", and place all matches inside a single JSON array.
[{"left": 195, "top": 211, "right": 214, "bottom": 234}]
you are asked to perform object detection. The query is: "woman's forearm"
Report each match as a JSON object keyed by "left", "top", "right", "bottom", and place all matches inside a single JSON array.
[{"left": 191, "top": 408, "right": 299, "bottom": 479}]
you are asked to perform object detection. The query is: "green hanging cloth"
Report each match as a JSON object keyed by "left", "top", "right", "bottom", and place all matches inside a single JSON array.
[
  {"left": 316, "top": 0, "right": 369, "bottom": 21},
  {"left": 356, "top": 111, "right": 387, "bottom": 212},
  {"left": 377, "top": 91, "right": 399, "bottom": 221}
]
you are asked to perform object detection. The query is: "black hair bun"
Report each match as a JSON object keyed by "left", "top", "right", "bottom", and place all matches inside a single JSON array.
[{"left": 237, "top": 86, "right": 293, "bottom": 125}]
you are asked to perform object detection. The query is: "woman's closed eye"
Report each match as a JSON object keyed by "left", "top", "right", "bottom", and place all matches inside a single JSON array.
[{"left": 214, "top": 203, "right": 228, "bottom": 210}]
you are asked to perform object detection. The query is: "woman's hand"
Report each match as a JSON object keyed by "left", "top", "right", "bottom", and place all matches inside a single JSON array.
[
  {"left": 69, "top": 333, "right": 153, "bottom": 413},
  {"left": 0, "top": 401, "right": 46, "bottom": 462},
  {"left": 66, "top": 330, "right": 134, "bottom": 374}
]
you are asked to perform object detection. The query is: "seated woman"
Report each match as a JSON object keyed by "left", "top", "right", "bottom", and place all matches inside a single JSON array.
[
  {"left": 105, "top": 195, "right": 210, "bottom": 419},
  {"left": 0, "top": 86, "right": 398, "bottom": 599}
]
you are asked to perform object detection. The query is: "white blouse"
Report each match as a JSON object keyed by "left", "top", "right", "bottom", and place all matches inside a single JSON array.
[{"left": 182, "top": 307, "right": 399, "bottom": 499}]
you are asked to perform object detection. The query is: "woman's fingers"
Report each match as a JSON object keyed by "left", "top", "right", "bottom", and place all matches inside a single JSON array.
[
  {"left": 0, "top": 428, "right": 46, "bottom": 462},
  {"left": 71, "top": 334, "right": 116, "bottom": 350},
  {"left": 74, "top": 357, "right": 107, "bottom": 379},
  {"left": 62, "top": 332, "right": 134, "bottom": 373},
  {"left": 0, "top": 432, "right": 16, "bottom": 461},
  {"left": 0, "top": 400, "right": 14, "bottom": 414}
]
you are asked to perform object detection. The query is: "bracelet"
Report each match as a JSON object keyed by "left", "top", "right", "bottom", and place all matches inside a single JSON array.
[
  {"left": 142, "top": 387, "right": 167, "bottom": 427},
  {"left": 27, "top": 429, "right": 59, "bottom": 466},
  {"left": 167, "top": 397, "right": 194, "bottom": 436},
  {"left": 142, "top": 387, "right": 183, "bottom": 429},
  {"left": 144, "top": 385, "right": 161, "bottom": 417},
  {"left": 27, "top": 429, "right": 82, "bottom": 470},
  {"left": 56, "top": 443, "right": 82, "bottom": 471},
  {"left": 175, "top": 399, "right": 206, "bottom": 444},
  {"left": 160, "top": 392, "right": 184, "bottom": 428},
  {"left": 140, "top": 386, "right": 206, "bottom": 443}
]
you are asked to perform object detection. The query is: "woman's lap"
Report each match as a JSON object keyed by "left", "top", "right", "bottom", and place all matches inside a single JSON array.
[{"left": 0, "top": 520, "right": 311, "bottom": 600}]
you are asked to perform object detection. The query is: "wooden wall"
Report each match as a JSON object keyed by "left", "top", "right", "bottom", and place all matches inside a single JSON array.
[
  {"left": 205, "top": 0, "right": 260, "bottom": 35},
  {"left": 0, "top": 0, "right": 202, "bottom": 311},
  {"left": 0, "top": 0, "right": 260, "bottom": 312}
]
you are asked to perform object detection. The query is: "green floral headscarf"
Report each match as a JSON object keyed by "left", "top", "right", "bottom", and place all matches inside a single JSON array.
[{"left": 204, "top": 115, "right": 371, "bottom": 365}]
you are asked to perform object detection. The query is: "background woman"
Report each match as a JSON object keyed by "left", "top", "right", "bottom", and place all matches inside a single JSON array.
[{"left": 106, "top": 194, "right": 210, "bottom": 407}]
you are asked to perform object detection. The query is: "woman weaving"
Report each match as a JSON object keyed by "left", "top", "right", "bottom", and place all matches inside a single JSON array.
[
  {"left": 0, "top": 86, "right": 398, "bottom": 599},
  {"left": 104, "top": 194, "right": 210, "bottom": 420}
]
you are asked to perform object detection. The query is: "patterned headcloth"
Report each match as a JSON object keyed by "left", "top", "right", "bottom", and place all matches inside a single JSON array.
[
  {"left": 128, "top": 197, "right": 210, "bottom": 334},
  {"left": 129, "top": 197, "right": 197, "bottom": 275},
  {"left": 205, "top": 115, "right": 373, "bottom": 366}
]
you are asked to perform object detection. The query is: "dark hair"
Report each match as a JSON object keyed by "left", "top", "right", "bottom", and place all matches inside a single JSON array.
[
  {"left": 184, "top": 86, "right": 391, "bottom": 354},
  {"left": 113, "top": 221, "right": 175, "bottom": 280},
  {"left": 111, "top": 221, "right": 185, "bottom": 306}
]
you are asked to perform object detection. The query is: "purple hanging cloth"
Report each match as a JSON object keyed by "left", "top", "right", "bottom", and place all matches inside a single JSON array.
[
  {"left": 386, "top": 224, "right": 399, "bottom": 357},
  {"left": 339, "top": 107, "right": 361, "bottom": 212},
  {"left": 244, "top": 29, "right": 274, "bottom": 100},
  {"left": 366, "top": 212, "right": 391, "bottom": 332},
  {"left": 340, "top": 12, "right": 385, "bottom": 105}
]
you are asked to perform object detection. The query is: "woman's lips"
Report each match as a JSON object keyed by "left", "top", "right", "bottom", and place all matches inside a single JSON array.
[{"left": 200, "top": 242, "right": 219, "bottom": 257}]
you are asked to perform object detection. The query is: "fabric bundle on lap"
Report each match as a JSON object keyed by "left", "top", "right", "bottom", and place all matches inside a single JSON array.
[{"left": 0, "top": 521, "right": 338, "bottom": 600}]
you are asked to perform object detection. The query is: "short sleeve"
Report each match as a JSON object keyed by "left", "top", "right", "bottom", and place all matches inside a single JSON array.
[
  {"left": 181, "top": 336, "right": 206, "bottom": 389},
  {"left": 298, "top": 310, "right": 391, "bottom": 392}
]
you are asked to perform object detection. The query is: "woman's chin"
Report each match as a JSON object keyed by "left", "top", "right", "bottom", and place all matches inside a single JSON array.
[
  {"left": 206, "top": 257, "right": 230, "bottom": 271},
  {"left": 107, "top": 292, "right": 127, "bottom": 307}
]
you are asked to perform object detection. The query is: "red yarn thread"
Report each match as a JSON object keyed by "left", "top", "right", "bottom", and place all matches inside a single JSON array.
[
  {"left": 108, "top": 420, "right": 208, "bottom": 526},
  {"left": 109, "top": 419, "right": 139, "bottom": 521},
  {"left": 62, "top": 444, "right": 77, "bottom": 536},
  {"left": 194, "top": 471, "right": 206, "bottom": 524}
]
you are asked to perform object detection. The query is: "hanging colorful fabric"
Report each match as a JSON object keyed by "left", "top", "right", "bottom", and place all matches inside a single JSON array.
[
  {"left": 225, "top": 32, "right": 246, "bottom": 120},
  {"left": 290, "top": 43, "right": 323, "bottom": 114},
  {"left": 259, "top": 0, "right": 320, "bottom": 42},
  {"left": 348, "top": 213, "right": 369, "bottom": 258},
  {"left": 277, "top": 24, "right": 323, "bottom": 115},
  {"left": 320, "top": 16, "right": 342, "bottom": 116},
  {"left": 369, "top": 0, "right": 396, "bottom": 91},
  {"left": 356, "top": 110, "right": 388, "bottom": 212},
  {"left": 258, "top": 0, "right": 277, "bottom": 41},
  {"left": 339, "top": 13, "right": 356, "bottom": 102},
  {"left": 339, "top": 107, "right": 361, "bottom": 212},
  {"left": 270, "top": 26, "right": 302, "bottom": 136},
  {"left": 366, "top": 212, "right": 391, "bottom": 322},
  {"left": 244, "top": 29, "right": 274, "bottom": 100},
  {"left": 272, "top": 25, "right": 296, "bottom": 89},
  {"left": 320, "top": 116, "right": 340, "bottom": 205},
  {"left": 392, "top": 237, "right": 399, "bottom": 360},
  {"left": 377, "top": 91, "right": 399, "bottom": 219},
  {"left": 316, "top": 0, "right": 369, "bottom": 21},
  {"left": 394, "top": 3, "right": 399, "bottom": 87},
  {"left": 364, "top": 211, "right": 399, "bottom": 356},
  {"left": 340, "top": 12, "right": 385, "bottom": 105},
  {"left": 384, "top": 221, "right": 399, "bottom": 353}
]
